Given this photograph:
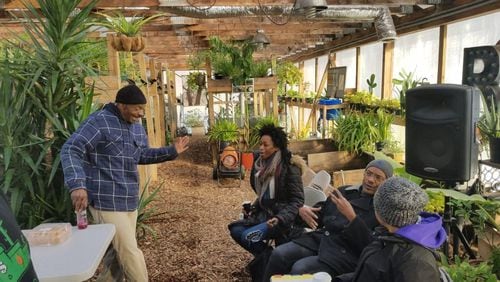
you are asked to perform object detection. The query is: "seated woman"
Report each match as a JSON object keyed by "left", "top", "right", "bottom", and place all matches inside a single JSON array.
[{"left": 228, "top": 124, "right": 304, "bottom": 256}]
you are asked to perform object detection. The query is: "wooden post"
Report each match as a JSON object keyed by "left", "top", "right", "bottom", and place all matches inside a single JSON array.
[
  {"left": 106, "top": 34, "right": 120, "bottom": 78},
  {"left": 356, "top": 47, "right": 361, "bottom": 91},
  {"left": 437, "top": 25, "right": 447, "bottom": 84},
  {"left": 149, "top": 59, "right": 162, "bottom": 148},
  {"left": 167, "top": 70, "right": 178, "bottom": 139},
  {"left": 382, "top": 41, "right": 394, "bottom": 100},
  {"left": 135, "top": 53, "right": 157, "bottom": 182},
  {"left": 158, "top": 63, "right": 167, "bottom": 146}
]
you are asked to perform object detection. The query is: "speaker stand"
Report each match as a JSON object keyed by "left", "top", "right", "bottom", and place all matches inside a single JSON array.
[{"left": 442, "top": 193, "right": 476, "bottom": 260}]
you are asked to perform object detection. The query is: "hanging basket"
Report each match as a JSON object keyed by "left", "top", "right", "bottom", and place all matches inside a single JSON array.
[{"left": 110, "top": 34, "right": 145, "bottom": 52}]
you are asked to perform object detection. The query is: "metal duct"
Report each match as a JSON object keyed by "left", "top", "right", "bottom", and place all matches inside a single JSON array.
[
  {"left": 314, "top": 6, "right": 397, "bottom": 42},
  {"left": 159, "top": 6, "right": 294, "bottom": 19},
  {"left": 159, "top": 5, "right": 396, "bottom": 42}
]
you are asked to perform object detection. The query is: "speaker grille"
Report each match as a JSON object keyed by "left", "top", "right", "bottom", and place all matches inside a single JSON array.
[{"left": 405, "top": 84, "right": 479, "bottom": 182}]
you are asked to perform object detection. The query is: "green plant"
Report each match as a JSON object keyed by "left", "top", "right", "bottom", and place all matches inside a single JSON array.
[
  {"left": 0, "top": 0, "right": 100, "bottom": 227},
  {"left": 424, "top": 190, "right": 445, "bottom": 214},
  {"left": 276, "top": 61, "right": 302, "bottom": 96},
  {"left": 478, "top": 95, "right": 500, "bottom": 139},
  {"left": 442, "top": 255, "right": 497, "bottom": 282},
  {"left": 373, "top": 109, "right": 394, "bottom": 142},
  {"left": 250, "top": 60, "right": 271, "bottom": 78},
  {"left": 392, "top": 69, "right": 427, "bottom": 115},
  {"left": 207, "top": 119, "right": 239, "bottom": 143},
  {"left": 94, "top": 11, "right": 164, "bottom": 37},
  {"left": 489, "top": 247, "right": 500, "bottom": 279},
  {"left": 450, "top": 198, "right": 499, "bottom": 241},
  {"left": 207, "top": 36, "right": 256, "bottom": 85},
  {"left": 366, "top": 73, "right": 377, "bottom": 94},
  {"left": 333, "top": 112, "right": 378, "bottom": 154},
  {"left": 136, "top": 179, "right": 162, "bottom": 240}
]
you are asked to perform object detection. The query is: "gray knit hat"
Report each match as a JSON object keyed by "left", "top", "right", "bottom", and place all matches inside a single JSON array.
[
  {"left": 374, "top": 177, "right": 428, "bottom": 227},
  {"left": 366, "top": 159, "right": 393, "bottom": 178}
]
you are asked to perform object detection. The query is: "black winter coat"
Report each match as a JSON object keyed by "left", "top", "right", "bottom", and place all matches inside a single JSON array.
[
  {"left": 249, "top": 150, "right": 304, "bottom": 238},
  {"left": 293, "top": 185, "right": 378, "bottom": 276},
  {"left": 351, "top": 230, "right": 441, "bottom": 282}
]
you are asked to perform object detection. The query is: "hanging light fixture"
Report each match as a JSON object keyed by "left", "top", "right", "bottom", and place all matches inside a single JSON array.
[
  {"left": 293, "top": 0, "right": 328, "bottom": 18},
  {"left": 251, "top": 29, "right": 270, "bottom": 49}
]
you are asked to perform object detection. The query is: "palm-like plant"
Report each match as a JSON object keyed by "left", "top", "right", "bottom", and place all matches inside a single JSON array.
[
  {"left": 94, "top": 11, "right": 164, "bottom": 52},
  {"left": 94, "top": 12, "right": 164, "bottom": 37},
  {"left": 478, "top": 95, "right": 500, "bottom": 139},
  {"left": 0, "top": 0, "right": 100, "bottom": 227}
]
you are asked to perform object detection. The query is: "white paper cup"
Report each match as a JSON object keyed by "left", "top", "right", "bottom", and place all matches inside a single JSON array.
[{"left": 312, "top": 272, "right": 332, "bottom": 282}]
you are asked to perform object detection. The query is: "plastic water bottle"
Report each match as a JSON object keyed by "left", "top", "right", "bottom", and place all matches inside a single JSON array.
[{"left": 76, "top": 210, "right": 88, "bottom": 229}]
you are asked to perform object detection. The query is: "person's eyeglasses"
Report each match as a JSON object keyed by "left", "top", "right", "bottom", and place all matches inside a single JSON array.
[{"left": 364, "top": 170, "right": 385, "bottom": 182}]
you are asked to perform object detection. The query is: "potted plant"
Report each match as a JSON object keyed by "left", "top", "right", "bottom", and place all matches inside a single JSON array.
[
  {"left": 478, "top": 95, "right": 500, "bottom": 163},
  {"left": 207, "top": 119, "right": 239, "bottom": 146},
  {"left": 333, "top": 111, "right": 378, "bottom": 155},
  {"left": 373, "top": 109, "right": 394, "bottom": 151},
  {"left": 392, "top": 69, "right": 427, "bottom": 116},
  {"left": 366, "top": 73, "right": 378, "bottom": 94},
  {"left": 250, "top": 60, "right": 271, "bottom": 78},
  {"left": 186, "top": 54, "right": 207, "bottom": 106},
  {"left": 94, "top": 11, "right": 164, "bottom": 52},
  {"left": 276, "top": 61, "right": 302, "bottom": 97},
  {"left": 207, "top": 36, "right": 256, "bottom": 85}
]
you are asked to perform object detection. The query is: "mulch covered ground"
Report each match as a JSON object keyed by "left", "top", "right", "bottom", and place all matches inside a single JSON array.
[{"left": 138, "top": 135, "right": 255, "bottom": 281}]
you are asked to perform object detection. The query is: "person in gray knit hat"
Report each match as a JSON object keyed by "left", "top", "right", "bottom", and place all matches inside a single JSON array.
[
  {"left": 264, "top": 159, "right": 393, "bottom": 280},
  {"left": 337, "top": 177, "right": 447, "bottom": 282},
  {"left": 374, "top": 177, "right": 427, "bottom": 227}
]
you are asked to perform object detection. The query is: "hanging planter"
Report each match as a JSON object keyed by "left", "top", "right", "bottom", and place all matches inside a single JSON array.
[
  {"left": 94, "top": 11, "right": 164, "bottom": 52},
  {"left": 110, "top": 34, "right": 145, "bottom": 52}
]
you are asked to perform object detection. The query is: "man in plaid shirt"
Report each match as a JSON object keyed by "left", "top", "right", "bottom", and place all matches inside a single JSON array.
[{"left": 61, "top": 84, "right": 189, "bottom": 282}]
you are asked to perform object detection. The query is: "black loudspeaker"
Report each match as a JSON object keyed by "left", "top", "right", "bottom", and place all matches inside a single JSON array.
[
  {"left": 405, "top": 84, "right": 479, "bottom": 182},
  {"left": 462, "top": 45, "right": 500, "bottom": 87}
]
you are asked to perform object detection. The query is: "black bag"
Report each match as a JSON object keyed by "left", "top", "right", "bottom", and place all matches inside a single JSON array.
[{"left": 248, "top": 246, "right": 273, "bottom": 282}]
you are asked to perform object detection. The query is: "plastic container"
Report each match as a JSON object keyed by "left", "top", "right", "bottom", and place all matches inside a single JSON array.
[
  {"left": 318, "top": 98, "right": 342, "bottom": 120},
  {"left": 27, "top": 223, "right": 72, "bottom": 246},
  {"left": 76, "top": 210, "right": 88, "bottom": 229}
]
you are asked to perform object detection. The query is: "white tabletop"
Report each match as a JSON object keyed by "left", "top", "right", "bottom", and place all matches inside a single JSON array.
[{"left": 25, "top": 224, "right": 115, "bottom": 282}]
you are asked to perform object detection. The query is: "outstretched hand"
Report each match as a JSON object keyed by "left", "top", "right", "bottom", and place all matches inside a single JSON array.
[
  {"left": 174, "top": 136, "right": 190, "bottom": 154},
  {"left": 330, "top": 189, "right": 356, "bottom": 222}
]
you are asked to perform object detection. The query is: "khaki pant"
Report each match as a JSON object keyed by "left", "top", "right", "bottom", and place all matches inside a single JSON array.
[{"left": 90, "top": 207, "right": 148, "bottom": 282}]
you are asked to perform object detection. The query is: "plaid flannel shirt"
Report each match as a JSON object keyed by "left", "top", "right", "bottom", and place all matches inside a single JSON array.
[{"left": 61, "top": 103, "right": 178, "bottom": 211}]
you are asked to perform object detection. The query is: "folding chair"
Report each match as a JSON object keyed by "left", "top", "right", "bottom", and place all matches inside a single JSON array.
[
  {"left": 303, "top": 170, "right": 331, "bottom": 207},
  {"left": 309, "top": 170, "right": 331, "bottom": 192},
  {"left": 304, "top": 186, "right": 327, "bottom": 207}
]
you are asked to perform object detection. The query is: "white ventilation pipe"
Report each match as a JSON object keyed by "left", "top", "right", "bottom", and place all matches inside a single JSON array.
[{"left": 159, "top": 5, "right": 397, "bottom": 42}]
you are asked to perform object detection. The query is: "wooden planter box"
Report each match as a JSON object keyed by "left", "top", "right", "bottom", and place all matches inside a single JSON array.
[{"left": 478, "top": 226, "right": 500, "bottom": 260}]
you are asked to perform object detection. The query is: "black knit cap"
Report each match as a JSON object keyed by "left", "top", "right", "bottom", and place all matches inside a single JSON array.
[{"left": 115, "top": 85, "right": 147, "bottom": 105}]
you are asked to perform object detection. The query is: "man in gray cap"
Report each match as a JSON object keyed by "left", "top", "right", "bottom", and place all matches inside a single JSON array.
[
  {"left": 264, "top": 159, "right": 393, "bottom": 280},
  {"left": 340, "top": 176, "right": 447, "bottom": 282},
  {"left": 61, "top": 84, "right": 189, "bottom": 282}
]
